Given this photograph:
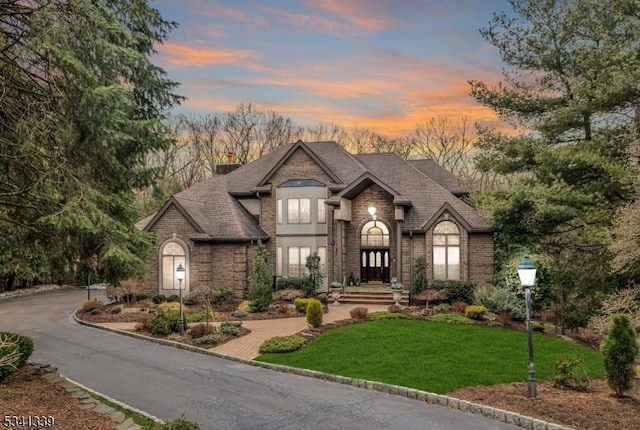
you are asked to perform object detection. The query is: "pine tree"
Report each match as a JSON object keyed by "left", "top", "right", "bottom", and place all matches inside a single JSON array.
[
  {"left": 600, "top": 314, "right": 639, "bottom": 396},
  {"left": 304, "top": 252, "right": 323, "bottom": 298},
  {"left": 248, "top": 240, "right": 273, "bottom": 312}
]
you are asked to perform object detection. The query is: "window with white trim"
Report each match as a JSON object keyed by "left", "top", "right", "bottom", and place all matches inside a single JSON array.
[
  {"left": 277, "top": 199, "right": 283, "bottom": 224},
  {"left": 433, "top": 221, "right": 460, "bottom": 280},
  {"left": 276, "top": 247, "right": 283, "bottom": 276},
  {"left": 288, "top": 246, "right": 311, "bottom": 277},
  {"left": 161, "top": 241, "right": 186, "bottom": 289},
  {"left": 317, "top": 246, "right": 326, "bottom": 275},
  {"left": 317, "top": 198, "right": 326, "bottom": 224},
  {"left": 287, "top": 198, "right": 311, "bottom": 224}
]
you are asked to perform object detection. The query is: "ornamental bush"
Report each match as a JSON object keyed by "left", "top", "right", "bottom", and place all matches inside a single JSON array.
[
  {"left": 149, "top": 306, "right": 185, "bottom": 336},
  {"left": 428, "top": 313, "right": 473, "bottom": 325},
  {"left": 0, "top": 332, "right": 34, "bottom": 382},
  {"left": 219, "top": 322, "right": 240, "bottom": 336},
  {"left": 189, "top": 323, "right": 217, "bottom": 339},
  {"left": 369, "top": 311, "right": 409, "bottom": 320},
  {"left": 553, "top": 356, "right": 589, "bottom": 391},
  {"left": 601, "top": 314, "right": 639, "bottom": 396},
  {"left": 248, "top": 240, "right": 273, "bottom": 312},
  {"left": 259, "top": 335, "right": 307, "bottom": 353},
  {"left": 306, "top": 299, "right": 323, "bottom": 328},
  {"left": 465, "top": 305, "right": 487, "bottom": 320},
  {"left": 294, "top": 298, "right": 313, "bottom": 313},
  {"left": 192, "top": 334, "right": 223, "bottom": 346},
  {"left": 349, "top": 307, "right": 369, "bottom": 320},
  {"left": 474, "top": 285, "right": 526, "bottom": 321}
]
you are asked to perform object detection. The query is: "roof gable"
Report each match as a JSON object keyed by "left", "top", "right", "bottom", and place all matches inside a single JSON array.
[
  {"left": 142, "top": 197, "right": 205, "bottom": 233},
  {"left": 257, "top": 141, "right": 342, "bottom": 186}
]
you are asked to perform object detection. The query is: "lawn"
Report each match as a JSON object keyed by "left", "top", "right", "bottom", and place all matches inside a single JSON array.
[{"left": 256, "top": 319, "right": 604, "bottom": 394}]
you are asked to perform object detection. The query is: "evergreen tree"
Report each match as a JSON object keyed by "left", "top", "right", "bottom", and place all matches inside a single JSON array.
[
  {"left": 304, "top": 253, "right": 323, "bottom": 298},
  {"left": 600, "top": 314, "right": 639, "bottom": 397},
  {"left": 471, "top": 0, "right": 640, "bottom": 323},
  {"left": 248, "top": 240, "right": 273, "bottom": 312},
  {"left": 0, "top": 0, "right": 181, "bottom": 287}
]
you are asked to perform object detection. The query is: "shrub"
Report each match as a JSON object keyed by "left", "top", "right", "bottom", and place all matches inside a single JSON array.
[
  {"left": 493, "top": 253, "right": 553, "bottom": 312},
  {"left": 149, "top": 307, "right": 184, "bottom": 336},
  {"left": 429, "top": 313, "right": 473, "bottom": 324},
  {"left": 82, "top": 300, "right": 101, "bottom": 312},
  {"left": 294, "top": 298, "right": 313, "bottom": 313},
  {"left": 305, "top": 252, "right": 323, "bottom": 297},
  {"left": 219, "top": 322, "right": 240, "bottom": 336},
  {"left": 452, "top": 301, "right": 467, "bottom": 313},
  {"left": 474, "top": 285, "right": 526, "bottom": 321},
  {"left": 259, "top": 335, "right": 307, "bottom": 353},
  {"left": 135, "top": 293, "right": 149, "bottom": 302},
  {"left": 369, "top": 311, "right": 409, "bottom": 320},
  {"left": 166, "top": 294, "right": 180, "bottom": 303},
  {"left": 212, "top": 288, "right": 234, "bottom": 305},
  {"left": 601, "top": 314, "right": 639, "bottom": 396},
  {"left": 306, "top": 299, "right": 323, "bottom": 328},
  {"left": 192, "top": 334, "right": 223, "bottom": 346},
  {"left": 532, "top": 321, "right": 546, "bottom": 332},
  {"left": 273, "top": 288, "right": 304, "bottom": 302},
  {"left": 441, "top": 281, "right": 476, "bottom": 304},
  {"left": 248, "top": 240, "right": 273, "bottom": 312},
  {"left": 189, "top": 323, "right": 217, "bottom": 339},
  {"left": 350, "top": 307, "right": 369, "bottom": 320},
  {"left": 152, "top": 294, "right": 167, "bottom": 304},
  {"left": 158, "top": 302, "right": 181, "bottom": 312},
  {"left": 0, "top": 332, "right": 34, "bottom": 382},
  {"left": 433, "top": 303, "right": 452, "bottom": 313},
  {"left": 465, "top": 305, "right": 487, "bottom": 320},
  {"left": 387, "top": 304, "right": 402, "bottom": 313},
  {"left": 230, "top": 310, "right": 248, "bottom": 318},
  {"left": 152, "top": 416, "right": 200, "bottom": 430},
  {"left": 275, "top": 277, "right": 309, "bottom": 291},
  {"left": 277, "top": 303, "right": 289, "bottom": 314},
  {"left": 186, "top": 310, "right": 215, "bottom": 323},
  {"left": 109, "top": 306, "right": 122, "bottom": 315},
  {"left": 135, "top": 318, "right": 150, "bottom": 331},
  {"left": 553, "top": 356, "right": 589, "bottom": 391}
]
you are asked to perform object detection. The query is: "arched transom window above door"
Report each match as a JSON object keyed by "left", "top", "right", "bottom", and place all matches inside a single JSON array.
[
  {"left": 433, "top": 220, "right": 460, "bottom": 280},
  {"left": 360, "top": 220, "right": 389, "bottom": 247},
  {"left": 161, "top": 241, "right": 187, "bottom": 290}
]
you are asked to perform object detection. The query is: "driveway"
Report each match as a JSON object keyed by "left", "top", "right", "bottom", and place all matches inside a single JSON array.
[{"left": 0, "top": 289, "right": 518, "bottom": 430}]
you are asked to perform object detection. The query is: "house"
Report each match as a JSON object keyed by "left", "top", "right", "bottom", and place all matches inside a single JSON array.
[{"left": 138, "top": 140, "right": 494, "bottom": 298}]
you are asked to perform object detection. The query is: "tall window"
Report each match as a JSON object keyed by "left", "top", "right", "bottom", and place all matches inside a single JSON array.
[
  {"left": 317, "top": 246, "right": 326, "bottom": 275},
  {"left": 161, "top": 241, "right": 186, "bottom": 289},
  {"left": 277, "top": 199, "right": 283, "bottom": 224},
  {"left": 433, "top": 221, "right": 460, "bottom": 280},
  {"left": 288, "top": 246, "right": 311, "bottom": 277},
  {"left": 317, "top": 198, "right": 326, "bottom": 224},
  {"left": 287, "top": 198, "right": 311, "bottom": 224},
  {"left": 276, "top": 247, "right": 283, "bottom": 276}
]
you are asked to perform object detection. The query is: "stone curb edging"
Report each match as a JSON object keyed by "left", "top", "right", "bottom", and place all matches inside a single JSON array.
[
  {"left": 74, "top": 312, "right": 575, "bottom": 430},
  {"left": 30, "top": 362, "right": 163, "bottom": 430}
]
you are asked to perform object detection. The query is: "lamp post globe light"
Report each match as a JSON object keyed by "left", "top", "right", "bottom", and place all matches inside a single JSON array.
[
  {"left": 175, "top": 263, "right": 186, "bottom": 335},
  {"left": 367, "top": 205, "right": 377, "bottom": 227},
  {"left": 517, "top": 255, "right": 537, "bottom": 398}
]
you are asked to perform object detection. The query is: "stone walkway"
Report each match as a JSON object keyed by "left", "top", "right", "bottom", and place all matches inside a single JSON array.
[{"left": 99, "top": 303, "right": 390, "bottom": 360}]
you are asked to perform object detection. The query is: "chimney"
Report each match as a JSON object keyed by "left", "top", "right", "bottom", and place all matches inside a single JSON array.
[{"left": 216, "top": 152, "right": 241, "bottom": 175}]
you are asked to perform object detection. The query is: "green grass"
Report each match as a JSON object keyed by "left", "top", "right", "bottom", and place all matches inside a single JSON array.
[
  {"left": 88, "top": 392, "right": 158, "bottom": 428},
  {"left": 256, "top": 319, "right": 604, "bottom": 394}
]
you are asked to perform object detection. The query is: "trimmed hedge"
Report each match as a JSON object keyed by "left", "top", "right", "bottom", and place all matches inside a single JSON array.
[
  {"left": 275, "top": 277, "right": 309, "bottom": 291},
  {"left": 306, "top": 299, "right": 323, "bottom": 328},
  {"left": 294, "top": 298, "right": 314, "bottom": 313},
  {"left": 0, "top": 332, "right": 34, "bottom": 382},
  {"left": 259, "top": 335, "right": 307, "bottom": 353}
]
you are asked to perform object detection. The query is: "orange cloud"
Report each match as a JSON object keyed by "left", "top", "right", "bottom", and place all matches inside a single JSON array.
[
  {"left": 305, "top": 0, "right": 399, "bottom": 32},
  {"left": 157, "top": 42, "right": 263, "bottom": 70}
]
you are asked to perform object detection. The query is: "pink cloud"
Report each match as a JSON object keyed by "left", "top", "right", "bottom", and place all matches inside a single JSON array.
[
  {"left": 305, "top": 0, "right": 399, "bottom": 32},
  {"left": 157, "top": 42, "right": 263, "bottom": 70}
]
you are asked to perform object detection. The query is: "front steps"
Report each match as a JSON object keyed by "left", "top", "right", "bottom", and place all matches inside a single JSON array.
[{"left": 335, "top": 286, "right": 409, "bottom": 305}]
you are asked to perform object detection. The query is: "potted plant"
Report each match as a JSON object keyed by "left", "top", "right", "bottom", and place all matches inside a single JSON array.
[
  {"left": 390, "top": 281, "right": 404, "bottom": 306},
  {"left": 329, "top": 282, "right": 343, "bottom": 305}
]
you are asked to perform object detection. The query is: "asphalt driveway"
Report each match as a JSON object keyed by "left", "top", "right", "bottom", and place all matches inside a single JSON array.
[{"left": 0, "top": 289, "right": 519, "bottom": 430}]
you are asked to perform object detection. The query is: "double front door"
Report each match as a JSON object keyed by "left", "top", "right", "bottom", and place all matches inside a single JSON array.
[{"left": 360, "top": 249, "right": 390, "bottom": 283}]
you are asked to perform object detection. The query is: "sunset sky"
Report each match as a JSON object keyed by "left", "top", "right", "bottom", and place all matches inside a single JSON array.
[{"left": 154, "top": 0, "right": 512, "bottom": 137}]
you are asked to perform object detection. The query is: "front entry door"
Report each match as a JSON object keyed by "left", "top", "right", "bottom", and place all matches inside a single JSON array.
[{"left": 361, "top": 249, "right": 390, "bottom": 283}]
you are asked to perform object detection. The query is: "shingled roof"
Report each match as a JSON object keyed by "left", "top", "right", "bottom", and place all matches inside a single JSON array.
[{"left": 140, "top": 141, "right": 492, "bottom": 238}]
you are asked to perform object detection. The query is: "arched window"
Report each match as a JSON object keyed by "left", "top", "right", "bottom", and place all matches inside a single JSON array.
[
  {"left": 360, "top": 221, "right": 389, "bottom": 247},
  {"left": 433, "top": 221, "right": 460, "bottom": 280},
  {"left": 161, "top": 241, "right": 187, "bottom": 290}
]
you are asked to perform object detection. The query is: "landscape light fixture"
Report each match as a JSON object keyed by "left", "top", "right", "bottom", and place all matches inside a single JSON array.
[
  {"left": 517, "top": 254, "right": 537, "bottom": 398},
  {"left": 175, "top": 263, "right": 186, "bottom": 335}
]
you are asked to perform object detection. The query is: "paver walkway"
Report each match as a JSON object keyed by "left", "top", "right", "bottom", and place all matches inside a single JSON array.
[
  {"left": 212, "top": 303, "right": 389, "bottom": 359},
  {"left": 98, "top": 303, "right": 389, "bottom": 360}
]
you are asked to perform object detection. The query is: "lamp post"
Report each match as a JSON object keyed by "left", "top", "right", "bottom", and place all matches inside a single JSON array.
[
  {"left": 175, "top": 263, "right": 186, "bottom": 335},
  {"left": 517, "top": 255, "right": 537, "bottom": 398}
]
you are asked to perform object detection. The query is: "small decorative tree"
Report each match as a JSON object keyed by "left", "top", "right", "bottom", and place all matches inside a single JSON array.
[
  {"left": 413, "top": 257, "right": 428, "bottom": 307},
  {"left": 600, "top": 314, "right": 639, "bottom": 397},
  {"left": 248, "top": 240, "right": 273, "bottom": 312},
  {"left": 306, "top": 299, "right": 323, "bottom": 328},
  {"left": 305, "top": 252, "right": 323, "bottom": 298}
]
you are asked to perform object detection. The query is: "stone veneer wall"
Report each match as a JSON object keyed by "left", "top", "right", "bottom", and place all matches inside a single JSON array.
[{"left": 467, "top": 233, "right": 494, "bottom": 285}]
